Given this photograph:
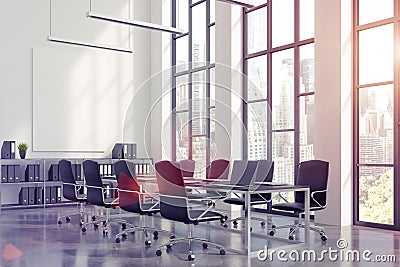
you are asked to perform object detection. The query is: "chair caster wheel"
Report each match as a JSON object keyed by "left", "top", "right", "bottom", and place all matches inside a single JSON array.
[
  {"left": 122, "top": 233, "right": 127, "bottom": 238},
  {"left": 289, "top": 235, "right": 294, "bottom": 240},
  {"left": 121, "top": 223, "right": 127, "bottom": 229},
  {"left": 220, "top": 249, "right": 226, "bottom": 255},
  {"left": 153, "top": 231, "right": 158, "bottom": 237},
  {"left": 202, "top": 243, "right": 208, "bottom": 249},
  {"left": 233, "top": 220, "right": 238, "bottom": 226},
  {"left": 170, "top": 235, "right": 175, "bottom": 239},
  {"left": 57, "top": 220, "right": 62, "bottom": 225},
  {"left": 156, "top": 249, "right": 162, "bottom": 256},
  {"left": 81, "top": 227, "right": 87, "bottom": 232},
  {"left": 145, "top": 240, "right": 151, "bottom": 247},
  {"left": 79, "top": 221, "right": 84, "bottom": 226},
  {"left": 223, "top": 223, "right": 228, "bottom": 228},
  {"left": 166, "top": 244, "right": 172, "bottom": 249},
  {"left": 321, "top": 234, "right": 328, "bottom": 242},
  {"left": 220, "top": 217, "right": 226, "bottom": 223},
  {"left": 115, "top": 237, "right": 121, "bottom": 243},
  {"left": 66, "top": 216, "right": 71, "bottom": 222},
  {"left": 272, "top": 224, "right": 276, "bottom": 229},
  {"left": 260, "top": 221, "right": 265, "bottom": 226},
  {"left": 269, "top": 230, "right": 275, "bottom": 236},
  {"left": 103, "top": 229, "right": 108, "bottom": 236},
  {"left": 188, "top": 254, "right": 195, "bottom": 261},
  {"left": 92, "top": 216, "right": 96, "bottom": 221},
  {"left": 94, "top": 223, "right": 99, "bottom": 229}
]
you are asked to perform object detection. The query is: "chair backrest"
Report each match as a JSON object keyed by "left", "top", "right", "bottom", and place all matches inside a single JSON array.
[
  {"left": 82, "top": 160, "right": 105, "bottom": 206},
  {"left": 179, "top": 159, "right": 195, "bottom": 178},
  {"left": 206, "top": 159, "right": 230, "bottom": 180},
  {"left": 58, "top": 159, "right": 78, "bottom": 201},
  {"left": 114, "top": 160, "right": 141, "bottom": 213},
  {"left": 294, "top": 160, "right": 329, "bottom": 206},
  {"left": 252, "top": 160, "right": 274, "bottom": 201},
  {"left": 230, "top": 160, "right": 258, "bottom": 186},
  {"left": 155, "top": 160, "right": 191, "bottom": 223},
  {"left": 253, "top": 160, "right": 274, "bottom": 184}
]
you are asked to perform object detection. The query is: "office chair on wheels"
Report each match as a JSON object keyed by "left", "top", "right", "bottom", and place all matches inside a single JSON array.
[
  {"left": 154, "top": 160, "right": 226, "bottom": 261},
  {"left": 113, "top": 160, "right": 175, "bottom": 246},
  {"left": 222, "top": 160, "right": 275, "bottom": 229},
  {"left": 269, "top": 159, "right": 329, "bottom": 241},
  {"left": 57, "top": 159, "right": 87, "bottom": 226},
  {"left": 81, "top": 160, "right": 123, "bottom": 236}
]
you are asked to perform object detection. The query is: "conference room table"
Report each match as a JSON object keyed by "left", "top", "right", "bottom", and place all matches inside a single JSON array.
[
  {"left": 185, "top": 181, "right": 311, "bottom": 257},
  {"left": 102, "top": 175, "right": 310, "bottom": 257}
]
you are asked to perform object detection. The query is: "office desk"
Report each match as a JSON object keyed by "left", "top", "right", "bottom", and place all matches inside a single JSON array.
[{"left": 187, "top": 183, "right": 310, "bottom": 256}]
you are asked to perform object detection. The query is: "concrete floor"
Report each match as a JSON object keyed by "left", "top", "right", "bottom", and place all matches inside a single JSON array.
[{"left": 0, "top": 205, "right": 399, "bottom": 267}]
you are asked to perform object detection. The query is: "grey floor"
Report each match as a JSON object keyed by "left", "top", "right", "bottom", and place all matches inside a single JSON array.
[{"left": 0, "top": 205, "right": 399, "bottom": 267}]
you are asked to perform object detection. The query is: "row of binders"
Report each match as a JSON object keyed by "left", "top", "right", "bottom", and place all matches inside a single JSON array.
[
  {"left": 48, "top": 163, "right": 82, "bottom": 181},
  {"left": 1, "top": 162, "right": 153, "bottom": 183},
  {"left": 1, "top": 164, "right": 41, "bottom": 183},
  {"left": 18, "top": 186, "right": 61, "bottom": 205}
]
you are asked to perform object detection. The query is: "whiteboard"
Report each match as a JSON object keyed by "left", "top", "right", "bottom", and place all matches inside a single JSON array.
[{"left": 33, "top": 46, "right": 133, "bottom": 152}]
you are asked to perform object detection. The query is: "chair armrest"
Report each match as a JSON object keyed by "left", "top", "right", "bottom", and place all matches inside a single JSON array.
[
  {"left": 310, "top": 189, "right": 328, "bottom": 208},
  {"left": 278, "top": 192, "right": 289, "bottom": 203},
  {"left": 63, "top": 182, "right": 85, "bottom": 196},
  {"left": 252, "top": 193, "right": 272, "bottom": 204}
]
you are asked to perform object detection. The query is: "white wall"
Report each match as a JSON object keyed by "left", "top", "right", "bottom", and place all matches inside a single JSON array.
[
  {"left": 0, "top": 0, "right": 152, "bottom": 159},
  {"left": 314, "top": 0, "right": 353, "bottom": 226}
]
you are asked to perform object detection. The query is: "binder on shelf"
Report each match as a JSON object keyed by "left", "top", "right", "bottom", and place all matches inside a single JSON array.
[
  {"left": 25, "top": 165, "right": 35, "bottom": 182},
  {"left": 14, "top": 165, "right": 21, "bottom": 182},
  {"left": 28, "top": 187, "right": 35, "bottom": 205},
  {"left": 44, "top": 186, "right": 51, "bottom": 204},
  {"left": 1, "top": 165, "right": 7, "bottom": 183},
  {"left": 34, "top": 164, "right": 41, "bottom": 182},
  {"left": 1, "top": 141, "right": 15, "bottom": 159},
  {"left": 126, "top": 143, "right": 136, "bottom": 159},
  {"left": 7, "top": 165, "right": 14, "bottom": 183},
  {"left": 48, "top": 164, "right": 59, "bottom": 181},
  {"left": 19, "top": 188, "right": 29, "bottom": 205},
  {"left": 74, "top": 164, "right": 82, "bottom": 181},
  {"left": 112, "top": 143, "right": 124, "bottom": 159},
  {"left": 50, "top": 186, "right": 57, "bottom": 203},
  {"left": 56, "top": 186, "right": 61, "bottom": 203},
  {"left": 36, "top": 187, "right": 43, "bottom": 205},
  {"left": 107, "top": 164, "right": 112, "bottom": 176},
  {"left": 99, "top": 164, "right": 104, "bottom": 176}
]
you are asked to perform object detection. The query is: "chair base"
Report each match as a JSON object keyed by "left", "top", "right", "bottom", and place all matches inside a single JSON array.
[
  {"left": 80, "top": 208, "right": 127, "bottom": 235},
  {"left": 57, "top": 202, "right": 93, "bottom": 226},
  {"left": 222, "top": 215, "right": 273, "bottom": 230},
  {"left": 269, "top": 222, "right": 327, "bottom": 241},
  {"left": 155, "top": 224, "right": 225, "bottom": 261},
  {"left": 115, "top": 225, "right": 176, "bottom": 246}
]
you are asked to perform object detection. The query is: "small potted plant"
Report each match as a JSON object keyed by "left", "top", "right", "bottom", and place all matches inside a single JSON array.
[{"left": 17, "top": 142, "right": 28, "bottom": 159}]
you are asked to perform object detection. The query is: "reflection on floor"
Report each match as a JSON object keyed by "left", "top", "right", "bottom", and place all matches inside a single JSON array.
[{"left": 0, "top": 206, "right": 399, "bottom": 267}]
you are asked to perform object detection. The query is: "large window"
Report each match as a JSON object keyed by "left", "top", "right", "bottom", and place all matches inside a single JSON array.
[
  {"left": 244, "top": 0, "right": 315, "bottom": 189},
  {"left": 172, "top": 0, "right": 215, "bottom": 178},
  {"left": 354, "top": 0, "right": 396, "bottom": 228}
]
